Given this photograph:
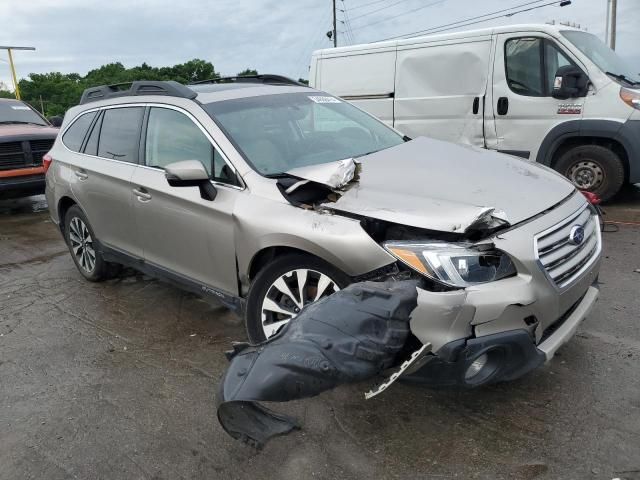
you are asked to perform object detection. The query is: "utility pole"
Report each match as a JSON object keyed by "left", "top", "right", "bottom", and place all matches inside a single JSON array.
[
  {"left": 0, "top": 45, "right": 36, "bottom": 100},
  {"left": 605, "top": 0, "right": 611, "bottom": 46},
  {"left": 332, "top": 0, "right": 338, "bottom": 47},
  {"left": 610, "top": 0, "right": 617, "bottom": 50}
]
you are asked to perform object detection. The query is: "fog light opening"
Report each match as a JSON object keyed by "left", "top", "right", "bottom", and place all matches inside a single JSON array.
[
  {"left": 465, "top": 353, "right": 488, "bottom": 380},
  {"left": 464, "top": 349, "right": 502, "bottom": 385}
]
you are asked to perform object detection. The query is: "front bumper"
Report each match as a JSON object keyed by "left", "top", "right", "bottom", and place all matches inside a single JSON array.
[
  {"left": 403, "top": 284, "right": 599, "bottom": 387},
  {"left": 0, "top": 173, "right": 45, "bottom": 199}
]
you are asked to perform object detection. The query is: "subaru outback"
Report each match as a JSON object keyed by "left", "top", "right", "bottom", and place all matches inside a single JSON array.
[{"left": 45, "top": 76, "right": 601, "bottom": 387}]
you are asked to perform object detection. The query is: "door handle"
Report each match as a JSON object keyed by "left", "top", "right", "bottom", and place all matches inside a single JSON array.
[
  {"left": 74, "top": 170, "right": 88, "bottom": 180},
  {"left": 133, "top": 187, "right": 152, "bottom": 201},
  {"left": 497, "top": 97, "right": 509, "bottom": 116},
  {"left": 472, "top": 97, "right": 480, "bottom": 115}
]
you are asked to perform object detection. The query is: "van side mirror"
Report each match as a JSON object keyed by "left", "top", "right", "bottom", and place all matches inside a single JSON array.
[
  {"left": 164, "top": 160, "right": 217, "bottom": 201},
  {"left": 552, "top": 65, "right": 589, "bottom": 100},
  {"left": 48, "top": 116, "right": 63, "bottom": 127}
]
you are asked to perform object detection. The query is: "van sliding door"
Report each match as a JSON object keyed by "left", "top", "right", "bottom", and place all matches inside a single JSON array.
[{"left": 393, "top": 36, "right": 492, "bottom": 146}]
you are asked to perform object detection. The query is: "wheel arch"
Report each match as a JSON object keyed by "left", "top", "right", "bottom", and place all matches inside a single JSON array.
[
  {"left": 536, "top": 119, "right": 631, "bottom": 181},
  {"left": 57, "top": 196, "right": 78, "bottom": 233}
]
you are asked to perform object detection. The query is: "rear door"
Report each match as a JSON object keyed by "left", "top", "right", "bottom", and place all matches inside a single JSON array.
[
  {"left": 491, "top": 33, "right": 585, "bottom": 160},
  {"left": 130, "top": 105, "right": 241, "bottom": 296},
  {"left": 62, "top": 106, "right": 143, "bottom": 257},
  {"left": 393, "top": 36, "right": 492, "bottom": 145}
]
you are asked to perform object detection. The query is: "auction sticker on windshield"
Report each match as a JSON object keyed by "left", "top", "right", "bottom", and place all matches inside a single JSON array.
[
  {"left": 308, "top": 96, "right": 341, "bottom": 103},
  {"left": 11, "top": 106, "right": 31, "bottom": 110}
]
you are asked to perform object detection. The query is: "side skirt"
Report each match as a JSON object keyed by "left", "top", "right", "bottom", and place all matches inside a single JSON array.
[{"left": 100, "top": 244, "right": 244, "bottom": 313}]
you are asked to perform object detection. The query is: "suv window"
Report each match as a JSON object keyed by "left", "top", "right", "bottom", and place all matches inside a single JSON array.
[
  {"left": 97, "top": 107, "right": 144, "bottom": 163},
  {"left": 145, "top": 107, "right": 239, "bottom": 185},
  {"left": 62, "top": 111, "right": 97, "bottom": 152},
  {"left": 505, "top": 37, "right": 577, "bottom": 97}
]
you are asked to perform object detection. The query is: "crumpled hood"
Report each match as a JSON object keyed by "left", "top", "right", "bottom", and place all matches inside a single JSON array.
[{"left": 288, "top": 137, "right": 575, "bottom": 233}]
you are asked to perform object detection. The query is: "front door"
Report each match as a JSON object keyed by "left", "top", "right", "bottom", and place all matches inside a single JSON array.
[
  {"left": 131, "top": 106, "right": 241, "bottom": 296},
  {"left": 491, "top": 33, "right": 586, "bottom": 161}
]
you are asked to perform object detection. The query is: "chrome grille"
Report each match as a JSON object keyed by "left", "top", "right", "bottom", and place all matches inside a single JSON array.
[{"left": 535, "top": 204, "right": 601, "bottom": 289}]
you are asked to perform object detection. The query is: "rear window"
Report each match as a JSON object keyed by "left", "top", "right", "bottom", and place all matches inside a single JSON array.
[
  {"left": 62, "top": 111, "right": 97, "bottom": 152},
  {"left": 96, "top": 107, "right": 144, "bottom": 163}
]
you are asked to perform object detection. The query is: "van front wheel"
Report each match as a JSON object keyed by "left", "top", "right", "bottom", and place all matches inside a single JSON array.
[{"left": 555, "top": 145, "right": 625, "bottom": 202}]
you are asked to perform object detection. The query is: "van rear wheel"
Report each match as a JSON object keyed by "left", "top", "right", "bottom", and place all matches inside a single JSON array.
[
  {"left": 555, "top": 145, "right": 625, "bottom": 202},
  {"left": 244, "top": 254, "right": 350, "bottom": 344}
]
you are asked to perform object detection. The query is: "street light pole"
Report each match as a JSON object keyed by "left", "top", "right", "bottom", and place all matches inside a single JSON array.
[
  {"left": 610, "top": 0, "right": 617, "bottom": 50},
  {"left": 0, "top": 45, "right": 36, "bottom": 100},
  {"left": 332, "top": 0, "right": 338, "bottom": 47}
]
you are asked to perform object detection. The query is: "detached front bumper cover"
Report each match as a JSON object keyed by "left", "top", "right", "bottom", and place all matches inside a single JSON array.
[{"left": 216, "top": 280, "right": 419, "bottom": 449}]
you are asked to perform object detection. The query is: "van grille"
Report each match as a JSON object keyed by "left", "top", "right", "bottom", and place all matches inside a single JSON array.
[
  {"left": 534, "top": 204, "right": 600, "bottom": 289},
  {"left": 0, "top": 141, "right": 26, "bottom": 170}
]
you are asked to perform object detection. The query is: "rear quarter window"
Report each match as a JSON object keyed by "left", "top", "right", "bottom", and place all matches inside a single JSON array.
[{"left": 62, "top": 111, "right": 97, "bottom": 152}]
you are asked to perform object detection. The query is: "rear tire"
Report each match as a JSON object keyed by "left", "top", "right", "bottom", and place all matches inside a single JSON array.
[
  {"left": 64, "top": 205, "right": 110, "bottom": 282},
  {"left": 554, "top": 145, "right": 625, "bottom": 202},
  {"left": 244, "top": 254, "right": 351, "bottom": 344}
]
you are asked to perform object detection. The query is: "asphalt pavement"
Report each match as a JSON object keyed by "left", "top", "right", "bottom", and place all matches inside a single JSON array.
[{"left": 1, "top": 193, "right": 639, "bottom": 480}]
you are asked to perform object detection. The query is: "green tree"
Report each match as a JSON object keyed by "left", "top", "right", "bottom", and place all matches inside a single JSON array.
[{"left": 237, "top": 68, "right": 258, "bottom": 76}]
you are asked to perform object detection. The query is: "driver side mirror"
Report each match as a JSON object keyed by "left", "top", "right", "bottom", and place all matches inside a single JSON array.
[
  {"left": 552, "top": 65, "right": 589, "bottom": 100},
  {"left": 164, "top": 160, "right": 217, "bottom": 201}
]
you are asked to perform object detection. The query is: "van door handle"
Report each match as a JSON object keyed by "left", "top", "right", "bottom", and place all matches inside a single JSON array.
[
  {"left": 497, "top": 97, "right": 509, "bottom": 116},
  {"left": 472, "top": 97, "right": 480, "bottom": 114},
  {"left": 74, "top": 170, "right": 88, "bottom": 180},
  {"left": 132, "top": 187, "right": 152, "bottom": 201}
]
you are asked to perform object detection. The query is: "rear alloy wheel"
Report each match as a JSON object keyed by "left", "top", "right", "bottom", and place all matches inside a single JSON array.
[
  {"left": 245, "top": 254, "right": 350, "bottom": 343},
  {"left": 555, "top": 145, "right": 625, "bottom": 202},
  {"left": 64, "top": 205, "right": 111, "bottom": 282}
]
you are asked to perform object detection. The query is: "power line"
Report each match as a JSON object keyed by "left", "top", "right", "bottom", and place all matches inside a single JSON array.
[
  {"left": 348, "top": 0, "right": 393, "bottom": 11},
  {"left": 349, "top": 0, "right": 413, "bottom": 22},
  {"left": 376, "top": 0, "right": 569, "bottom": 42},
  {"left": 349, "top": 0, "right": 445, "bottom": 32},
  {"left": 341, "top": 0, "right": 357, "bottom": 44}
]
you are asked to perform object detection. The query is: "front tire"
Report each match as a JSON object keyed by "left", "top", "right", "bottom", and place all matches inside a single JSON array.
[
  {"left": 244, "top": 254, "right": 350, "bottom": 344},
  {"left": 64, "top": 205, "right": 110, "bottom": 282},
  {"left": 555, "top": 145, "right": 625, "bottom": 202}
]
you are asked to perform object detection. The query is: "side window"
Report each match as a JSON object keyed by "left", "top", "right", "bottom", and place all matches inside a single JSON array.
[
  {"left": 62, "top": 111, "right": 97, "bottom": 152},
  {"left": 97, "top": 107, "right": 144, "bottom": 163},
  {"left": 83, "top": 112, "right": 103, "bottom": 156},
  {"left": 505, "top": 38, "right": 544, "bottom": 97},
  {"left": 145, "top": 107, "right": 239, "bottom": 186},
  {"left": 544, "top": 41, "right": 575, "bottom": 92}
]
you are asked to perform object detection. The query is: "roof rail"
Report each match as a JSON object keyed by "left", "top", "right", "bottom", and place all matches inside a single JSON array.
[
  {"left": 79, "top": 80, "right": 197, "bottom": 105},
  {"left": 191, "top": 74, "right": 306, "bottom": 87}
]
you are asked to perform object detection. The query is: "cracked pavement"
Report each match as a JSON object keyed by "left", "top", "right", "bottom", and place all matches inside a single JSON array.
[{"left": 1, "top": 195, "right": 639, "bottom": 480}]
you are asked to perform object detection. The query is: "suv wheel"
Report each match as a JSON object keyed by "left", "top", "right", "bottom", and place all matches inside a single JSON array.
[
  {"left": 245, "top": 254, "right": 350, "bottom": 343},
  {"left": 555, "top": 145, "right": 625, "bottom": 201},
  {"left": 64, "top": 205, "right": 110, "bottom": 281}
]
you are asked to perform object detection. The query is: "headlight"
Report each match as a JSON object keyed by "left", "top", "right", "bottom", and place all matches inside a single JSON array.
[
  {"left": 384, "top": 241, "right": 517, "bottom": 288},
  {"left": 620, "top": 87, "right": 640, "bottom": 110}
]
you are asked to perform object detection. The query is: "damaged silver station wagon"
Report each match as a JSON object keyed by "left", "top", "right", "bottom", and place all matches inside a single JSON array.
[{"left": 46, "top": 75, "right": 601, "bottom": 388}]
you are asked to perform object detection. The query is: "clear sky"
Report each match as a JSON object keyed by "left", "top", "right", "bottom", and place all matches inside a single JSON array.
[{"left": 0, "top": 0, "right": 638, "bottom": 88}]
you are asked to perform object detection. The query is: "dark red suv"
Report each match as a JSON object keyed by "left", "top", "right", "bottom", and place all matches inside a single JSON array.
[{"left": 0, "top": 98, "right": 59, "bottom": 199}]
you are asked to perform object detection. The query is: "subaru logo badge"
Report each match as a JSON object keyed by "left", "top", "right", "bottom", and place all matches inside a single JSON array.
[{"left": 568, "top": 225, "right": 585, "bottom": 245}]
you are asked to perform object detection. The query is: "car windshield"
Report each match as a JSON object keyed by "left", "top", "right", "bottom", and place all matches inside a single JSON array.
[
  {"left": 204, "top": 92, "right": 404, "bottom": 176},
  {"left": 0, "top": 100, "right": 48, "bottom": 126},
  {"left": 561, "top": 30, "right": 639, "bottom": 85}
]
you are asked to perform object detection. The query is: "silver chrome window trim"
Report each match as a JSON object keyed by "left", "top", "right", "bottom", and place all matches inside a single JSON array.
[
  {"left": 58, "top": 102, "right": 245, "bottom": 191},
  {"left": 532, "top": 201, "right": 602, "bottom": 291}
]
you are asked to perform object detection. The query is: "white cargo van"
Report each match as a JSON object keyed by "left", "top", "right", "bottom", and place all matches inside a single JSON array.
[{"left": 310, "top": 24, "right": 640, "bottom": 200}]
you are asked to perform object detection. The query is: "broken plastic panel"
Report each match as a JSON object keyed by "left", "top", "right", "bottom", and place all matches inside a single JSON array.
[{"left": 216, "top": 280, "right": 419, "bottom": 449}]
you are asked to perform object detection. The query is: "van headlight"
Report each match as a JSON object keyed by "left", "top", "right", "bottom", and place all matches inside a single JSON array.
[
  {"left": 383, "top": 241, "right": 517, "bottom": 288},
  {"left": 620, "top": 87, "right": 640, "bottom": 110}
]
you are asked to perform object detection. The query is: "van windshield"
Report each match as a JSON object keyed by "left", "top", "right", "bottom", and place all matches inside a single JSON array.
[
  {"left": 561, "top": 30, "right": 639, "bottom": 86},
  {"left": 204, "top": 92, "right": 404, "bottom": 176},
  {"left": 0, "top": 100, "right": 48, "bottom": 126}
]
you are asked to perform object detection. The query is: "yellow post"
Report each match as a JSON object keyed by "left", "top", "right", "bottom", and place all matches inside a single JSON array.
[{"left": 7, "top": 48, "right": 21, "bottom": 100}]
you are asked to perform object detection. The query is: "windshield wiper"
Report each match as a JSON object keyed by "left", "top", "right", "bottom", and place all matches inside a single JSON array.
[
  {"left": 0, "top": 120, "right": 46, "bottom": 126},
  {"left": 605, "top": 71, "right": 640, "bottom": 86}
]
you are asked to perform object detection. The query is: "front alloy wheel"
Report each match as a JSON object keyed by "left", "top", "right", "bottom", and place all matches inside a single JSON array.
[
  {"left": 261, "top": 268, "right": 340, "bottom": 338},
  {"left": 244, "top": 254, "right": 351, "bottom": 344}
]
